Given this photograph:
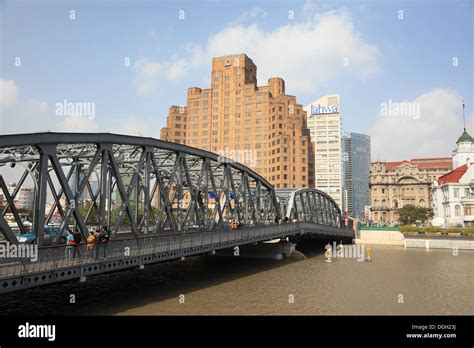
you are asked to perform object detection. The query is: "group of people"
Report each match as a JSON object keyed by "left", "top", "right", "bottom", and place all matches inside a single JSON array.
[
  {"left": 274, "top": 216, "right": 298, "bottom": 224},
  {"left": 230, "top": 220, "right": 251, "bottom": 230},
  {"left": 230, "top": 216, "right": 296, "bottom": 230},
  {"left": 65, "top": 226, "right": 110, "bottom": 259}
]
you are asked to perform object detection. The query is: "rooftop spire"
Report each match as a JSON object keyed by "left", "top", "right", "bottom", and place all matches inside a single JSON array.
[
  {"left": 457, "top": 101, "right": 473, "bottom": 144},
  {"left": 463, "top": 100, "right": 466, "bottom": 131}
]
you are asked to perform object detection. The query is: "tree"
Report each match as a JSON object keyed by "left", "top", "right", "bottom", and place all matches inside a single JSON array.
[
  {"left": 79, "top": 201, "right": 99, "bottom": 224},
  {"left": 398, "top": 204, "right": 433, "bottom": 225}
]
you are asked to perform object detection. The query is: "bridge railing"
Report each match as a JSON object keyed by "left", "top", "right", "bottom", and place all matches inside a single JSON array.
[
  {"left": 0, "top": 224, "right": 276, "bottom": 278},
  {"left": 0, "top": 222, "right": 353, "bottom": 280}
]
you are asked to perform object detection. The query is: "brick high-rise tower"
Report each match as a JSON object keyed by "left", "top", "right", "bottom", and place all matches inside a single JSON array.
[{"left": 160, "top": 53, "right": 313, "bottom": 189}]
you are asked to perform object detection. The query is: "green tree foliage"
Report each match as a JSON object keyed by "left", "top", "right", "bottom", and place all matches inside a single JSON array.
[
  {"left": 79, "top": 201, "right": 99, "bottom": 224},
  {"left": 397, "top": 204, "right": 433, "bottom": 225}
]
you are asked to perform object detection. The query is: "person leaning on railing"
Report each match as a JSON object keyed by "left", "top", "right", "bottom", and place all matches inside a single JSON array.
[
  {"left": 73, "top": 227, "right": 82, "bottom": 258},
  {"left": 87, "top": 231, "right": 96, "bottom": 257},
  {"left": 94, "top": 228, "right": 101, "bottom": 259},
  {"left": 95, "top": 226, "right": 110, "bottom": 259},
  {"left": 102, "top": 226, "right": 110, "bottom": 258}
]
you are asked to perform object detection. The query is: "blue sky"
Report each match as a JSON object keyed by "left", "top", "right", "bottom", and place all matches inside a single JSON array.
[{"left": 0, "top": 0, "right": 472, "bottom": 160}]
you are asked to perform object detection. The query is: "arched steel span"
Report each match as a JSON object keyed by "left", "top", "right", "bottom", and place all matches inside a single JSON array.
[
  {"left": 0, "top": 132, "right": 280, "bottom": 246},
  {"left": 275, "top": 188, "right": 342, "bottom": 228}
]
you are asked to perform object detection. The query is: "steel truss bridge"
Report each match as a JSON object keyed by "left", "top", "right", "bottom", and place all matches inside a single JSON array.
[{"left": 0, "top": 132, "right": 353, "bottom": 293}]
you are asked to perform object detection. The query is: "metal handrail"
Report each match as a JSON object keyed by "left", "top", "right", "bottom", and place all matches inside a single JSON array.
[{"left": 0, "top": 222, "right": 352, "bottom": 279}]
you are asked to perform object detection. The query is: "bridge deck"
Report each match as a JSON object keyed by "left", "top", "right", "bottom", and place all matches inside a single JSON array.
[{"left": 0, "top": 222, "right": 353, "bottom": 293}]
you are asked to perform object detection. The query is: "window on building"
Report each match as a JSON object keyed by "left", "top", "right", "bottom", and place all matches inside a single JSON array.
[
  {"left": 455, "top": 205, "right": 461, "bottom": 216},
  {"left": 464, "top": 204, "right": 474, "bottom": 216},
  {"left": 454, "top": 188, "right": 459, "bottom": 198}
]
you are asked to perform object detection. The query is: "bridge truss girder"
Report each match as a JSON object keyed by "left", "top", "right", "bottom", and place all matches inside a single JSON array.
[
  {"left": 276, "top": 188, "right": 343, "bottom": 228},
  {"left": 0, "top": 133, "right": 279, "bottom": 246}
]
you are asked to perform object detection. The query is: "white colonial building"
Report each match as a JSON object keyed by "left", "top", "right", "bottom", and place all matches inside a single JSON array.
[
  {"left": 431, "top": 162, "right": 474, "bottom": 227},
  {"left": 452, "top": 128, "right": 474, "bottom": 168}
]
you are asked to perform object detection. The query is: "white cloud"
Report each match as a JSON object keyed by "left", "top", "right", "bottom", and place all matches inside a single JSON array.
[
  {"left": 133, "top": 81, "right": 156, "bottom": 95},
  {"left": 0, "top": 79, "right": 19, "bottom": 107},
  {"left": 57, "top": 115, "right": 99, "bottom": 132},
  {"left": 371, "top": 88, "right": 464, "bottom": 161},
  {"left": 110, "top": 116, "right": 153, "bottom": 137},
  {"left": 136, "top": 8, "right": 379, "bottom": 95},
  {"left": 163, "top": 58, "right": 190, "bottom": 81},
  {"left": 132, "top": 58, "right": 163, "bottom": 95},
  {"left": 206, "top": 9, "right": 379, "bottom": 93},
  {"left": 134, "top": 58, "right": 162, "bottom": 78},
  {"left": 54, "top": 115, "right": 158, "bottom": 137},
  {"left": 0, "top": 79, "right": 162, "bottom": 137},
  {"left": 131, "top": 8, "right": 379, "bottom": 95},
  {"left": 0, "top": 80, "right": 51, "bottom": 134}
]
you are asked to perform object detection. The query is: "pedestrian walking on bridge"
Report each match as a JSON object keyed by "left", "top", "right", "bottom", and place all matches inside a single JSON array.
[{"left": 65, "top": 229, "right": 76, "bottom": 260}]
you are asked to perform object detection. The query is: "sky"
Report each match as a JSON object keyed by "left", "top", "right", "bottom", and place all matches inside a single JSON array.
[{"left": 0, "top": 0, "right": 472, "bottom": 161}]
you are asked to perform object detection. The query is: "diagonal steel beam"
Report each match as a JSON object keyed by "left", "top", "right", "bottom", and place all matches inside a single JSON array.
[
  {"left": 109, "top": 148, "right": 143, "bottom": 236},
  {"left": 0, "top": 175, "right": 26, "bottom": 234},
  {"left": 46, "top": 171, "right": 67, "bottom": 225},
  {"left": 45, "top": 165, "right": 74, "bottom": 226},
  {"left": 150, "top": 152, "right": 176, "bottom": 232},
  {"left": 47, "top": 146, "right": 89, "bottom": 241},
  {"left": 0, "top": 213, "right": 18, "bottom": 244}
]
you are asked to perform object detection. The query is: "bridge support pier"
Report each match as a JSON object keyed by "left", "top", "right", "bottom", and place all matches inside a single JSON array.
[{"left": 216, "top": 240, "right": 300, "bottom": 260}]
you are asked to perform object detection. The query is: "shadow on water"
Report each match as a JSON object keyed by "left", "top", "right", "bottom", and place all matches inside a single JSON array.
[{"left": 0, "top": 238, "right": 340, "bottom": 315}]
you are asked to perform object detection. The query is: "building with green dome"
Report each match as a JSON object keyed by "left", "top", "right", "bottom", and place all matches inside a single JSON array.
[{"left": 453, "top": 128, "right": 474, "bottom": 168}]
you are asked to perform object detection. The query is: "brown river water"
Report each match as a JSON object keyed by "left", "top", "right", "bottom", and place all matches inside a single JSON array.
[{"left": 0, "top": 242, "right": 472, "bottom": 315}]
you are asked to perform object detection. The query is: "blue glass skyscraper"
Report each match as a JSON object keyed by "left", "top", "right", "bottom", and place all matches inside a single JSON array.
[{"left": 343, "top": 133, "right": 371, "bottom": 219}]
